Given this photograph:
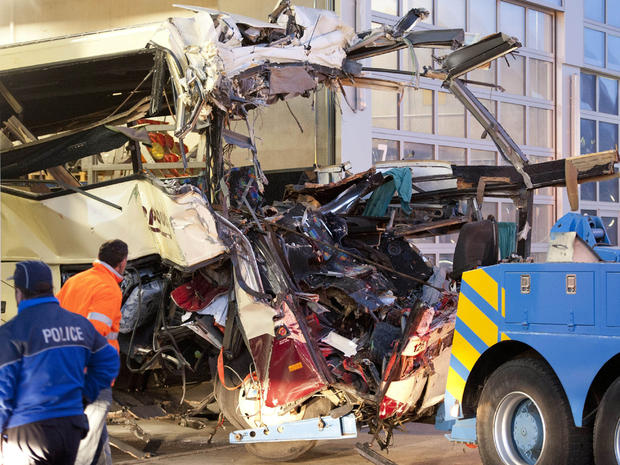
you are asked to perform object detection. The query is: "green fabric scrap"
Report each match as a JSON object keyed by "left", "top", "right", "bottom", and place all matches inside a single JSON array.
[
  {"left": 363, "top": 168, "right": 412, "bottom": 217},
  {"left": 498, "top": 221, "right": 517, "bottom": 259}
]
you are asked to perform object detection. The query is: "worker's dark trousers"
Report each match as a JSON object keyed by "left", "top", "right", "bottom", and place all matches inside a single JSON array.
[{"left": 1, "top": 415, "right": 88, "bottom": 465}]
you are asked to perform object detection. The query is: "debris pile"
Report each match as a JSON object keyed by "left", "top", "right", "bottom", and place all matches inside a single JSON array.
[
  {"left": 113, "top": 165, "right": 459, "bottom": 451},
  {"left": 222, "top": 167, "right": 458, "bottom": 438}
]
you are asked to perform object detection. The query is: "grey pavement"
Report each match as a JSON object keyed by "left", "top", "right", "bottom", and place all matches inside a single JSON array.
[{"left": 112, "top": 420, "right": 482, "bottom": 465}]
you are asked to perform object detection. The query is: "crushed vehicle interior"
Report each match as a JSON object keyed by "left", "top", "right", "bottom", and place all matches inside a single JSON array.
[{"left": 1, "top": 2, "right": 618, "bottom": 462}]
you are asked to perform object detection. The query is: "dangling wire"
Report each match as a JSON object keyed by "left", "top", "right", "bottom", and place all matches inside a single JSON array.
[{"left": 403, "top": 36, "right": 420, "bottom": 89}]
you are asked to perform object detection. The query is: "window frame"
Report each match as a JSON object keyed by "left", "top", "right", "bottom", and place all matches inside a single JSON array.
[
  {"left": 583, "top": 6, "right": 620, "bottom": 75},
  {"left": 579, "top": 72, "right": 620, "bottom": 206}
]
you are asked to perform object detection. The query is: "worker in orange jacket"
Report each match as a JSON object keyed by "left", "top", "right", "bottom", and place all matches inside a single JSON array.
[
  {"left": 57, "top": 239, "right": 128, "bottom": 465},
  {"left": 57, "top": 241, "right": 127, "bottom": 351}
]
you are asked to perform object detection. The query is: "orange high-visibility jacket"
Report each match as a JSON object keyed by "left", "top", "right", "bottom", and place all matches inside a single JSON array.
[{"left": 56, "top": 261, "right": 123, "bottom": 352}]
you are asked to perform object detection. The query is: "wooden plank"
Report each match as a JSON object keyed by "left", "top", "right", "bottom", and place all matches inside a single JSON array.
[
  {"left": 4, "top": 116, "right": 81, "bottom": 186},
  {"left": 0, "top": 81, "right": 23, "bottom": 115},
  {"left": 565, "top": 159, "right": 579, "bottom": 211},
  {"left": 566, "top": 149, "right": 618, "bottom": 171},
  {"left": 476, "top": 176, "right": 511, "bottom": 205},
  {"left": 46, "top": 166, "right": 81, "bottom": 186},
  {"left": 4, "top": 115, "right": 32, "bottom": 142}
]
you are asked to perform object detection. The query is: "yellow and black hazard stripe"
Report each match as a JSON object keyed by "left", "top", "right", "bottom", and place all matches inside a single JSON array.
[{"left": 446, "top": 268, "right": 511, "bottom": 404}]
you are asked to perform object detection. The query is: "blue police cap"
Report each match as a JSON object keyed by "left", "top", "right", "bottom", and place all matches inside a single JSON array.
[{"left": 8, "top": 261, "right": 53, "bottom": 293}]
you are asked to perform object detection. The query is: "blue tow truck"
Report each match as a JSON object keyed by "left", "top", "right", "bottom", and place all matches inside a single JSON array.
[{"left": 441, "top": 212, "right": 620, "bottom": 465}]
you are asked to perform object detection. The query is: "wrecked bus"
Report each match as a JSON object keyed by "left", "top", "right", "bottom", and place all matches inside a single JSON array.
[{"left": 1, "top": 3, "right": 618, "bottom": 463}]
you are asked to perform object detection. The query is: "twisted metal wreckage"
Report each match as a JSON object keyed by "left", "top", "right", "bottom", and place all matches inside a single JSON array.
[{"left": 1, "top": 2, "right": 618, "bottom": 462}]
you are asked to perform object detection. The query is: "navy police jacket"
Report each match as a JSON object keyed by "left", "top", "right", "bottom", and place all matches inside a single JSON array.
[{"left": 0, "top": 296, "right": 119, "bottom": 431}]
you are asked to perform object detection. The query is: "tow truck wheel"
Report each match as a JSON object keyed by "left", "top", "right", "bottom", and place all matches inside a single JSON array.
[
  {"left": 477, "top": 358, "right": 591, "bottom": 465},
  {"left": 214, "top": 373, "right": 326, "bottom": 462},
  {"left": 594, "top": 377, "right": 620, "bottom": 465}
]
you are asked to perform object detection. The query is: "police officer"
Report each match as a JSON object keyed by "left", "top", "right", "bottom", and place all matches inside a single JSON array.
[{"left": 0, "top": 261, "right": 119, "bottom": 465}]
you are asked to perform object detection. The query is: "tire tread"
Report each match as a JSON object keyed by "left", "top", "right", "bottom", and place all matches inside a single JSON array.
[
  {"left": 476, "top": 358, "right": 592, "bottom": 465},
  {"left": 593, "top": 377, "right": 620, "bottom": 465}
]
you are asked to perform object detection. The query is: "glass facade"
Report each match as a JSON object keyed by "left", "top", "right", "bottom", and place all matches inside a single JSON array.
[
  {"left": 580, "top": 70, "right": 620, "bottom": 243},
  {"left": 585, "top": 0, "right": 620, "bottom": 28},
  {"left": 584, "top": 0, "right": 620, "bottom": 71},
  {"left": 584, "top": 28, "right": 605, "bottom": 67},
  {"left": 580, "top": 0, "right": 620, "bottom": 245},
  {"left": 369, "top": 0, "right": 555, "bottom": 262}
]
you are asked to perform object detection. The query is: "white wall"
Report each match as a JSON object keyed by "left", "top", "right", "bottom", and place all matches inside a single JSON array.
[
  {"left": 0, "top": 0, "right": 198, "bottom": 45},
  {"left": 338, "top": 0, "right": 373, "bottom": 172}
]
